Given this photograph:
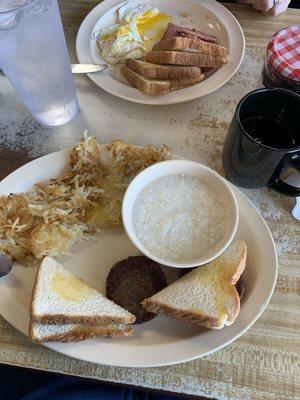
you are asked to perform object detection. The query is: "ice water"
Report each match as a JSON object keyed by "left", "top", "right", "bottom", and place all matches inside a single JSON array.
[{"left": 0, "top": 0, "right": 79, "bottom": 126}]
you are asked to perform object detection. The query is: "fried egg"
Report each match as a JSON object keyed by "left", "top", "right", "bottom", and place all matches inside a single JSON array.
[
  {"left": 118, "top": 2, "right": 159, "bottom": 23},
  {"left": 97, "top": 2, "right": 172, "bottom": 64}
]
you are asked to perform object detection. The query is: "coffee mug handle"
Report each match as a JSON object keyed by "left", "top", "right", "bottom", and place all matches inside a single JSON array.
[{"left": 269, "top": 154, "right": 300, "bottom": 197}]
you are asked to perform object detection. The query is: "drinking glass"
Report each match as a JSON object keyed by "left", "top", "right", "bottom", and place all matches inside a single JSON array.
[{"left": 0, "top": 0, "right": 79, "bottom": 126}]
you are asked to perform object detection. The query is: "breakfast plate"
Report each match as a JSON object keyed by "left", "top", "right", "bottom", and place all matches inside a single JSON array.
[
  {"left": 0, "top": 148, "right": 277, "bottom": 367},
  {"left": 76, "top": 0, "right": 245, "bottom": 104}
]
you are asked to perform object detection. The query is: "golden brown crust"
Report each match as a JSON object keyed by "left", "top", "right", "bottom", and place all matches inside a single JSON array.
[
  {"left": 29, "top": 320, "right": 134, "bottom": 342},
  {"left": 230, "top": 244, "right": 247, "bottom": 285},
  {"left": 169, "top": 75, "right": 204, "bottom": 90},
  {"left": 28, "top": 319, "right": 34, "bottom": 339},
  {"left": 152, "top": 37, "right": 229, "bottom": 57},
  {"left": 31, "top": 314, "right": 135, "bottom": 326},
  {"left": 122, "top": 66, "right": 204, "bottom": 96},
  {"left": 225, "top": 286, "right": 240, "bottom": 326},
  {"left": 226, "top": 243, "right": 247, "bottom": 324},
  {"left": 29, "top": 258, "right": 43, "bottom": 322},
  {"left": 142, "top": 299, "right": 224, "bottom": 329},
  {"left": 145, "top": 51, "right": 228, "bottom": 68},
  {"left": 122, "top": 66, "right": 170, "bottom": 95}
]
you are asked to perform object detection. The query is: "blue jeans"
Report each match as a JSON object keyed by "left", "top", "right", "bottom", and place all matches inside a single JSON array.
[{"left": 0, "top": 365, "right": 187, "bottom": 400}]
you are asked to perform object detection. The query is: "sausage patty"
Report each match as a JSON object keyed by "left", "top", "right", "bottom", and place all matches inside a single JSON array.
[{"left": 106, "top": 256, "right": 167, "bottom": 324}]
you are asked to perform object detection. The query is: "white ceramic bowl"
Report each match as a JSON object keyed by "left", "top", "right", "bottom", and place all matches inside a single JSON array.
[{"left": 122, "top": 160, "right": 239, "bottom": 268}]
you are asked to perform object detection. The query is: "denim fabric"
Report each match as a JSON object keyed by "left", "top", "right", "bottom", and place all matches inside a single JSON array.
[{"left": 0, "top": 365, "right": 185, "bottom": 400}]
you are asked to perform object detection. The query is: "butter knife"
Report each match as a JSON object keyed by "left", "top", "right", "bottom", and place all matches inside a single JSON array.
[
  {"left": 0, "top": 64, "right": 108, "bottom": 75},
  {"left": 71, "top": 63, "right": 108, "bottom": 74}
]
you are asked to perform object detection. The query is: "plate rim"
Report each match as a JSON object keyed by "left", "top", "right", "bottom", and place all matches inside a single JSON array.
[
  {"left": 0, "top": 149, "right": 278, "bottom": 368},
  {"left": 75, "top": 0, "right": 245, "bottom": 105}
]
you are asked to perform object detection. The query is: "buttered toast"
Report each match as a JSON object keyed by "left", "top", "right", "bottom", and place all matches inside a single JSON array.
[
  {"left": 30, "top": 257, "right": 135, "bottom": 326},
  {"left": 142, "top": 241, "right": 247, "bottom": 329}
]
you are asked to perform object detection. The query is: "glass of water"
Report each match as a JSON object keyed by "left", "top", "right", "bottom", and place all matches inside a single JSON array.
[{"left": 0, "top": 0, "right": 79, "bottom": 127}]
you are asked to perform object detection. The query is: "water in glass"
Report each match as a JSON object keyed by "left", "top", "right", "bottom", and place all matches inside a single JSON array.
[{"left": 0, "top": 0, "right": 79, "bottom": 126}]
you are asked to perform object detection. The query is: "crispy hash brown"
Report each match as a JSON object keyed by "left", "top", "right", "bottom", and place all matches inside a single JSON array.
[{"left": 0, "top": 136, "right": 171, "bottom": 265}]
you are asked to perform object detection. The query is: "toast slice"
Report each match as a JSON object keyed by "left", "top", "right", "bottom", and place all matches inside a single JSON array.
[
  {"left": 142, "top": 241, "right": 247, "bottom": 329},
  {"left": 122, "top": 66, "right": 204, "bottom": 95},
  {"left": 152, "top": 37, "right": 229, "bottom": 58},
  {"left": 30, "top": 257, "right": 136, "bottom": 325},
  {"left": 29, "top": 321, "right": 133, "bottom": 342},
  {"left": 146, "top": 51, "right": 228, "bottom": 68},
  {"left": 125, "top": 59, "right": 202, "bottom": 79}
]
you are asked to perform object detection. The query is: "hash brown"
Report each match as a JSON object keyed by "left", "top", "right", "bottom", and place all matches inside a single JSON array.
[{"left": 0, "top": 136, "right": 171, "bottom": 265}]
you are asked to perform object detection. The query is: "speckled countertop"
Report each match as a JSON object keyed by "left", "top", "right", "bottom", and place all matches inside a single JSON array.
[{"left": 0, "top": 2, "right": 299, "bottom": 400}]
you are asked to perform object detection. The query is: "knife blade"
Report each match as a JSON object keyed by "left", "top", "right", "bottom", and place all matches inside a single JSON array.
[{"left": 71, "top": 63, "right": 108, "bottom": 74}]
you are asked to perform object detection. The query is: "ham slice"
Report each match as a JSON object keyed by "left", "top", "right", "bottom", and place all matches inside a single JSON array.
[{"left": 162, "top": 23, "right": 217, "bottom": 44}]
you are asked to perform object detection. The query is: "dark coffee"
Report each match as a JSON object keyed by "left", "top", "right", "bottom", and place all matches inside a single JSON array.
[
  {"left": 222, "top": 88, "right": 300, "bottom": 197},
  {"left": 241, "top": 116, "right": 296, "bottom": 149}
]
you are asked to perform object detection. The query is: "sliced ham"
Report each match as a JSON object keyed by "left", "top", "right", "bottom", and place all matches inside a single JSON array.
[{"left": 162, "top": 23, "right": 217, "bottom": 44}]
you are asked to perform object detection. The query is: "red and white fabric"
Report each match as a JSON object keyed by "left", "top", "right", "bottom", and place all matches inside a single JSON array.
[{"left": 267, "top": 26, "right": 300, "bottom": 82}]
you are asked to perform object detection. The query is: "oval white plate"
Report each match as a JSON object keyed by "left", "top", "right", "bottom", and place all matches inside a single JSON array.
[
  {"left": 76, "top": 0, "right": 245, "bottom": 105},
  {"left": 0, "top": 149, "right": 277, "bottom": 367}
]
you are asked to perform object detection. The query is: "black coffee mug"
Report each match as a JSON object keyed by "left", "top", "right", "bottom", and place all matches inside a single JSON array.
[{"left": 222, "top": 88, "right": 300, "bottom": 197}]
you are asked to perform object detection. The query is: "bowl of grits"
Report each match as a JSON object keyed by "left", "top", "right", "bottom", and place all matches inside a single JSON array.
[{"left": 122, "top": 160, "right": 239, "bottom": 268}]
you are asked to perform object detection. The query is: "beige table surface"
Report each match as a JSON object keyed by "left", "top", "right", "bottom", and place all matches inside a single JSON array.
[{"left": 0, "top": 2, "right": 299, "bottom": 399}]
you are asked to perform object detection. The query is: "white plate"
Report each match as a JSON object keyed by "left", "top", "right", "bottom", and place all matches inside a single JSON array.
[
  {"left": 0, "top": 150, "right": 277, "bottom": 368},
  {"left": 76, "top": 0, "right": 245, "bottom": 105}
]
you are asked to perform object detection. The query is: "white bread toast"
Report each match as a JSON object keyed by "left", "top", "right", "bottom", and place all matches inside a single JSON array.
[
  {"left": 142, "top": 241, "right": 247, "bottom": 329},
  {"left": 30, "top": 257, "right": 135, "bottom": 326},
  {"left": 145, "top": 51, "right": 228, "bottom": 68},
  {"left": 125, "top": 59, "right": 202, "bottom": 79},
  {"left": 152, "top": 37, "right": 229, "bottom": 58},
  {"left": 29, "top": 321, "right": 133, "bottom": 342},
  {"left": 122, "top": 66, "right": 204, "bottom": 95}
]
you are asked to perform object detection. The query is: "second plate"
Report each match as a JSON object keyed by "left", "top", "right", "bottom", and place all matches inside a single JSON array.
[{"left": 76, "top": 0, "right": 245, "bottom": 105}]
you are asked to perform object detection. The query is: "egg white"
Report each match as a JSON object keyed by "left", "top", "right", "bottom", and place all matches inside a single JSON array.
[
  {"left": 96, "top": 1, "right": 172, "bottom": 64},
  {"left": 118, "top": 2, "right": 159, "bottom": 23}
]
